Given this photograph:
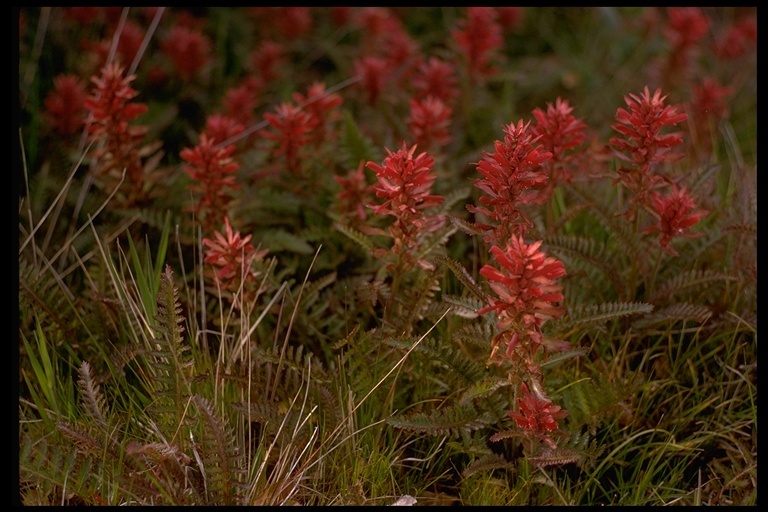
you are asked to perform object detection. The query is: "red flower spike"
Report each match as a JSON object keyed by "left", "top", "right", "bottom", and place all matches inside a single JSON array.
[
  {"left": 609, "top": 86, "right": 688, "bottom": 173},
  {"left": 407, "top": 96, "right": 453, "bottom": 153},
  {"left": 366, "top": 143, "right": 444, "bottom": 253},
  {"left": 160, "top": 24, "right": 211, "bottom": 81},
  {"left": 531, "top": 97, "right": 588, "bottom": 186},
  {"left": 250, "top": 40, "right": 286, "bottom": 85},
  {"left": 292, "top": 81, "right": 344, "bottom": 146},
  {"left": 261, "top": 102, "right": 319, "bottom": 177},
  {"left": 44, "top": 74, "right": 87, "bottom": 137},
  {"left": 334, "top": 161, "right": 373, "bottom": 224},
  {"left": 203, "top": 114, "right": 245, "bottom": 147},
  {"left": 203, "top": 217, "right": 264, "bottom": 283},
  {"left": 451, "top": 7, "right": 503, "bottom": 81},
  {"left": 509, "top": 381, "right": 568, "bottom": 445},
  {"left": 642, "top": 184, "right": 708, "bottom": 255},
  {"left": 469, "top": 119, "right": 552, "bottom": 242},
  {"left": 181, "top": 133, "right": 240, "bottom": 230},
  {"left": 478, "top": 236, "right": 567, "bottom": 332},
  {"left": 354, "top": 56, "right": 391, "bottom": 106},
  {"left": 411, "top": 57, "right": 460, "bottom": 105}
]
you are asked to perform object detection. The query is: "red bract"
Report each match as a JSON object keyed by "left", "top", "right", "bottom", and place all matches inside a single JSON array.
[
  {"left": 451, "top": 6, "right": 503, "bottom": 81},
  {"left": 509, "top": 381, "right": 568, "bottom": 447},
  {"left": 642, "top": 184, "right": 708, "bottom": 255},
  {"left": 160, "top": 24, "right": 211, "bottom": 81},
  {"left": 366, "top": 143, "right": 444, "bottom": 253},
  {"left": 407, "top": 96, "right": 452, "bottom": 153},
  {"left": 478, "top": 237, "right": 566, "bottom": 332},
  {"left": 275, "top": 7, "right": 313, "bottom": 39},
  {"left": 713, "top": 16, "right": 757, "bottom": 59},
  {"left": 203, "top": 216, "right": 260, "bottom": 282},
  {"left": 664, "top": 7, "right": 709, "bottom": 49},
  {"left": 44, "top": 74, "right": 87, "bottom": 137},
  {"left": 223, "top": 82, "right": 260, "bottom": 126},
  {"left": 334, "top": 161, "right": 373, "bottom": 224},
  {"left": 411, "top": 57, "right": 460, "bottom": 105},
  {"left": 181, "top": 133, "right": 240, "bottom": 231},
  {"left": 531, "top": 97, "right": 588, "bottom": 186},
  {"left": 203, "top": 114, "right": 245, "bottom": 148},
  {"left": 469, "top": 119, "right": 552, "bottom": 242},
  {"left": 250, "top": 40, "right": 286, "bottom": 85},
  {"left": 609, "top": 86, "right": 688, "bottom": 173},
  {"left": 354, "top": 56, "right": 390, "bottom": 105},
  {"left": 84, "top": 62, "right": 149, "bottom": 202},
  {"left": 292, "top": 81, "right": 344, "bottom": 146},
  {"left": 261, "top": 102, "right": 318, "bottom": 177}
]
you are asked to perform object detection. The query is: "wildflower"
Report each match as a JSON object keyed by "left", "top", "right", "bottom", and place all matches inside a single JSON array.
[
  {"left": 478, "top": 236, "right": 567, "bottom": 333},
  {"left": 250, "top": 40, "right": 286, "bottom": 85},
  {"left": 642, "top": 184, "right": 708, "bottom": 255},
  {"left": 509, "top": 381, "right": 568, "bottom": 448},
  {"left": 664, "top": 7, "right": 709, "bottom": 50},
  {"left": 334, "top": 161, "right": 373, "bottom": 224},
  {"left": 275, "top": 7, "right": 313, "bottom": 40},
  {"left": 497, "top": 7, "right": 525, "bottom": 32},
  {"left": 713, "top": 16, "right": 757, "bottom": 59},
  {"left": 406, "top": 96, "right": 452, "bottom": 153},
  {"left": 354, "top": 56, "right": 390, "bottom": 105},
  {"left": 451, "top": 7, "right": 503, "bottom": 81},
  {"left": 261, "top": 102, "right": 318, "bottom": 177},
  {"left": 609, "top": 86, "right": 688, "bottom": 207},
  {"left": 292, "top": 81, "right": 344, "bottom": 146},
  {"left": 411, "top": 57, "right": 460, "bottom": 105},
  {"left": 223, "top": 82, "right": 260, "bottom": 126},
  {"left": 366, "top": 143, "right": 444, "bottom": 255},
  {"left": 469, "top": 119, "right": 552, "bottom": 242},
  {"left": 181, "top": 133, "right": 240, "bottom": 231},
  {"left": 44, "top": 74, "right": 87, "bottom": 137},
  {"left": 531, "top": 97, "right": 588, "bottom": 187},
  {"left": 160, "top": 24, "right": 211, "bottom": 81},
  {"left": 203, "top": 218, "right": 270, "bottom": 311},
  {"left": 203, "top": 114, "right": 245, "bottom": 148},
  {"left": 84, "top": 62, "right": 149, "bottom": 203}
]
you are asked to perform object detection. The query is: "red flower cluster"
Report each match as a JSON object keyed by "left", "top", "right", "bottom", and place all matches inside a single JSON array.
[
  {"left": 203, "top": 217, "right": 269, "bottom": 309},
  {"left": 478, "top": 237, "right": 567, "bottom": 333},
  {"left": 84, "top": 62, "right": 150, "bottom": 203},
  {"left": 250, "top": 40, "right": 286, "bottom": 85},
  {"left": 292, "top": 81, "right": 344, "bottom": 146},
  {"left": 609, "top": 86, "right": 688, "bottom": 207},
  {"left": 406, "top": 96, "right": 453, "bottom": 153},
  {"left": 642, "top": 184, "right": 708, "bottom": 255},
  {"left": 366, "top": 143, "right": 444, "bottom": 258},
  {"left": 509, "top": 381, "right": 568, "bottom": 448},
  {"left": 354, "top": 56, "right": 390, "bottom": 106},
  {"left": 44, "top": 74, "right": 87, "bottom": 137},
  {"left": 451, "top": 7, "right": 503, "bottom": 81},
  {"left": 531, "top": 97, "right": 588, "bottom": 187},
  {"left": 160, "top": 24, "right": 211, "bottom": 81},
  {"left": 180, "top": 133, "right": 240, "bottom": 232},
  {"left": 261, "top": 102, "right": 319, "bottom": 177},
  {"left": 713, "top": 15, "right": 757, "bottom": 59},
  {"left": 334, "top": 161, "right": 373, "bottom": 225},
  {"left": 469, "top": 119, "right": 552, "bottom": 244},
  {"left": 411, "top": 57, "right": 460, "bottom": 106}
]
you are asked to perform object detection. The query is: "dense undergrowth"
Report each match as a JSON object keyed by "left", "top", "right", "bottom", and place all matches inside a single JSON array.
[{"left": 17, "top": 7, "right": 756, "bottom": 505}]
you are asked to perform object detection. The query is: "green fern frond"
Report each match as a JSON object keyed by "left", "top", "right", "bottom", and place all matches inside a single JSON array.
[
  {"left": 259, "top": 229, "right": 314, "bottom": 255},
  {"left": 562, "top": 373, "right": 641, "bottom": 427},
  {"left": 340, "top": 110, "right": 381, "bottom": 169},
  {"left": 334, "top": 221, "right": 375, "bottom": 253},
  {"left": 448, "top": 215, "right": 487, "bottom": 237},
  {"left": 435, "top": 255, "right": 487, "bottom": 302},
  {"left": 529, "top": 428, "right": 606, "bottom": 468},
  {"left": 650, "top": 269, "right": 739, "bottom": 303},
  {"left": 436, "top": 186, "right": 471, "bottom": 215},
  {"left": 191, "top": 395, "right": 245, "bottom": 506},
  {"left": 458, "top": 376, "right": 513, "bottom": 406},
  {"left": 462, "top": 452, "right": 514, "bottom": 477},
  {"left": 413, "top": 222, "right": 457, "bottom": 264},
  {"left": 76, "top": 361, "right": 109, "bottom": 432},
  {"left": 453, "top": 322, "right": 495, "bottom": 349},
  {"left": 543, "top": 234, "right": 624, "bottom": 294},
  {"left": 631, "top": 302, "right": 712, "bottom": 329},
  {"left": 386, "top": 336, "right": 486, "bottom": 385},
  {"left": 388, "top": 402, "right": 495, "bottom": 438},
  {"left": 147, "top": 265, "right": 192, "bottom": 435},
  {"left": 552, "top": 301, "right": 654, "bottom": 333},
  {"left": 441, "top": 294, "right": 483, "bottom": 319}
]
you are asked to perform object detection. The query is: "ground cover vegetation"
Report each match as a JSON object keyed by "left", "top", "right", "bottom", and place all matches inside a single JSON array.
[{"left": 17, "top": 6, "right": 756, "bottom": 506}]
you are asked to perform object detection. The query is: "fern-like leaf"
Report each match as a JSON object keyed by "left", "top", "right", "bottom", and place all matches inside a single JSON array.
[
  {"left": 76, "top": 361, "right": 108, "bottom": 432},
  {"left": 552, "top": 301, "right": 654, "bottom": 334},
  {"left": 458, "top": 376, "right": 513, "bottom": 406},
  {"left": 631, "top": 302, "right": 712, "bottom": 329},
  {"left": 387, "top": 402, "right": 495, "bottom": 438},
  {"left": 435, "top": 255, "right": 487, "bottom": 302},
  {"left": 650, "top": 269, "right": 739, "bottom": 303},
  {"left": 334, "top": 221, "right": 375, "bottom": 253},
  {"left": 340, "top": 110, "right": 380, "bottom": 169}
]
